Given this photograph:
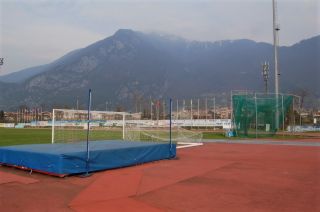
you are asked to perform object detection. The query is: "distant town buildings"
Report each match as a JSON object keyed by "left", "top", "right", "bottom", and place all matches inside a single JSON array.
[{"left": 0, "top": 107, "right": 318, "bottom": 127}]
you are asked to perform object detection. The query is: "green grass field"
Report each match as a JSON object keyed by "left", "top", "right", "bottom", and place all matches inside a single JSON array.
[
  {"left": 0, "top": 128, "right": 309, "bottom": 147},
  {"left": 0, "top": 128, "right": 52, "bottom": 146},
  {"left": 0, "top": 128, "right": 226, "bottom": 146}
]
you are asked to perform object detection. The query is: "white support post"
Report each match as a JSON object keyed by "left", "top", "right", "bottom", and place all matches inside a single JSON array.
[
  {"left": 197, "top": 98, "right": 200, "bottom": 119},
  {"left": 292, "top": 97, "right": 295, "bottom": 133},
  {"left": 282, "top": 94, "right": 285, "bottom": 133},
  {"left": 190, "top": 99, "right": 193, "bottom": 120},
  {"left": 205, "top": 98, "right": 207, "bottom": 129},
  {"left": 51, "top": 109, "right": 55, "bottom": 144},
  {"left": 176, "top": 99, "right": 179, "bottom": 120},
  {"left": 122, "top": 113, "right": 125, "bottom": 140}
]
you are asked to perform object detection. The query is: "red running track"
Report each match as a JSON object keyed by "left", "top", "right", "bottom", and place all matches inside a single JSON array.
[{"left": 1, "top": 141, "right": 319, "bottom": 211}]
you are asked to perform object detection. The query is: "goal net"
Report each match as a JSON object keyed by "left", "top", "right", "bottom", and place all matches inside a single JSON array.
[
  {"left": 52, "top": 109, "right": 202, "bottom": 145},
  {"left": 124, "top": 120, "right": 203, "bottom": 144},
  {"left": 52, "top": 109, "right": 126, "bottom": 143}
]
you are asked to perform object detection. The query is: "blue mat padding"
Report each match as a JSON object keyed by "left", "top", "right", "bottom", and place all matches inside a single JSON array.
[{"left": 0, "top": 141, "right": 176, "bottom": 175}]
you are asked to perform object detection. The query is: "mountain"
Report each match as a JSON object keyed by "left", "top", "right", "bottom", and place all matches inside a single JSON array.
[
  {"left": 0, "top": 29, "right": 319, "bottom": 111},
  {"left": 0, "top": 49, "right": 82, "bottom": 83}
]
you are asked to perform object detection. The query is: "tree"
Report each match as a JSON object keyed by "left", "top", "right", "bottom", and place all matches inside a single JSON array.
[{"left": 0, "top": 110, "right": 5, "bottom": 122}]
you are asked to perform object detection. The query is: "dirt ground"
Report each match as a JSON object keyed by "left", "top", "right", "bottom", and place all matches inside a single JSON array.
[{"left": 1, "top": 139, "right": 319, "bottom": 211}]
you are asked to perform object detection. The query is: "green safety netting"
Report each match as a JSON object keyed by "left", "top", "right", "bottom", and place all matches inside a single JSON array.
[{"left": 232, "top": 93, "right": 293, "bottom": 138}]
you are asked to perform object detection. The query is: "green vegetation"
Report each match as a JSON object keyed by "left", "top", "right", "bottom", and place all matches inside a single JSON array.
[
  {"left": 202, "top": 132, "right": 226, "bottom": 139},
  {"left": 54, "top": 129, "right": 123, "bottom": 142},
  {"left": 0, "top": 128, "right": 51, "bottom": 146},
  {"left": 0, "top": 128, "right": 314, "bottom": 147},
  {"left": 0, "top": 128, "right": 124, "bottom": 147}
]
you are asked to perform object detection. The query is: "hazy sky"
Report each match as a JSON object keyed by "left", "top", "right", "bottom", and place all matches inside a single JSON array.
[{"left": 0, "top": 0, "right": 319, "bottom": 76}]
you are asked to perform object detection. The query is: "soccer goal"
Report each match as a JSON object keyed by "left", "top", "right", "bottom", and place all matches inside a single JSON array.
[
  {"left": 52, "top": 108, "right": 202, "bottom": 146},
  {"left": 124, "top": 120, "right": 203, "bottom": 146},
  {"left": 51, "top": 109, "right": 127, "bottom": 143}
]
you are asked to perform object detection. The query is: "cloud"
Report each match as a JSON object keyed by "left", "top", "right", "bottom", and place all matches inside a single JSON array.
[{"left": 0, "top": 0, "right": 319, "bottom": 75}]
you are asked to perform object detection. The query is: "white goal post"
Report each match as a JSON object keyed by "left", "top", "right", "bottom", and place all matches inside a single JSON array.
[
  {"left": 52, "top": 109, "right": 203, "bottom": 145},
  {"left": 51, "top": 109, "right": 127, "bottom": 144}
]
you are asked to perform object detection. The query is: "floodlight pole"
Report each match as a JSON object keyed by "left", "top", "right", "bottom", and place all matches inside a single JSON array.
[
  {"left": 262, "top": 62, "right": 269, "bottom": 94},
  {"left": 273, "top": 0, "right": 280, "bottom": 129}
]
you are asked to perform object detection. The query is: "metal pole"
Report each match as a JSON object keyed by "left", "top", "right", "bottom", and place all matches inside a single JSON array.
[
  {"left": 150, "top": 98, "right": 153, "bottom": 120},
  {"left": 230, "top": 91, "right": 233, "bottom": 130},
  {"left": 83, "top": 89, "right": 92, "bottom": 177},
  {"left": 190, "top": 99, "right": 193, "bottom": 128},
  {"left": 273, "top": 0, "right": 280, "bottom": 130},
  {"left": 183, "top": 99, "right": 185, "bottom": 111},
  {"left": 51, "top": 109, "right": 55, "bottom": 144},
  {"left": 86, "top": 90, "right": 92, "bottom": 152},
  {"left": 190, "top": 99, "right": 193, "bottom": 120},
  {"left": 255, "top": 93, "right": 258, "bottom": 138},
  {"left": 205, "top": 97, "right": 208, "bottom": 129},
  {"left": 197, "top": 99, "right": 200, "bottom": 119},
  {"left": 77, "top": 98, "right": 79, "bottom": 110},
  {"left": 282, "top": 94, "right": 285, "bottom": 134},
  {"left": 122, "top": 113, "right": 125, "bottom": 140},
  {"left": 169, "top": 98, "right": 173, "bottom": 150},
  {"left": 176, "top": 99, "right": 179, "bottom": 120},
  {"left": 292, "top": 96, "right": 295, "bottom": 133},
  {"left": 213, "top": 97, "right": 216, "bottom": 131},
  {"left": 163, "top": 100, "right": 166, "bottom": 120},
  {"left": 299, "top": 96, "right": 302, "bottom": 126},
  {"left": 262, "top": 62, "right": 269, "bottom": 94}
]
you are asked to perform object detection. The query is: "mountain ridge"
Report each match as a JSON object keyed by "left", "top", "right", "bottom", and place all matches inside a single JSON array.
[{"left": 0, "top": 29, "right": 319, "bottom": 111}]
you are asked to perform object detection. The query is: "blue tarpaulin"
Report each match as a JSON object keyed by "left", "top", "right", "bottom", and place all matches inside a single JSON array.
[{"left": 0, "top": 141, "right": 176, "bottom": 176}]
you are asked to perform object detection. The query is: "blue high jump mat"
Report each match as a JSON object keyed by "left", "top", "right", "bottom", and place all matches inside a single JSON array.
[{"left": 0, "top": 141, "right": 176, "bottom": 177}]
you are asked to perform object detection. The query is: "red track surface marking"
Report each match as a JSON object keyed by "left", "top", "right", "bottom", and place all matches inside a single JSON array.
[
  {"left": 136, "top": 144, "right": 320, "bottom": 212},
  {"left": 0, "top": 171, "right": 38, "bottom": 184},
  {"left": 70, "top": 148, "right": 232, "bottom": 211},
  {"left": 72, "top": 197, "right": 162, "bottom": 212},
  {"left": 137, "top": 159, "right": 231, "bottom": 195},
  {"left": 70, "top": 169, "right": 143, "bottom": 206}
]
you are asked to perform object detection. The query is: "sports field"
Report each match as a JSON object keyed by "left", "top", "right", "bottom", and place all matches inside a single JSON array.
[{"left": 0, "top": 127, "right": 311, "bottom": 147}]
